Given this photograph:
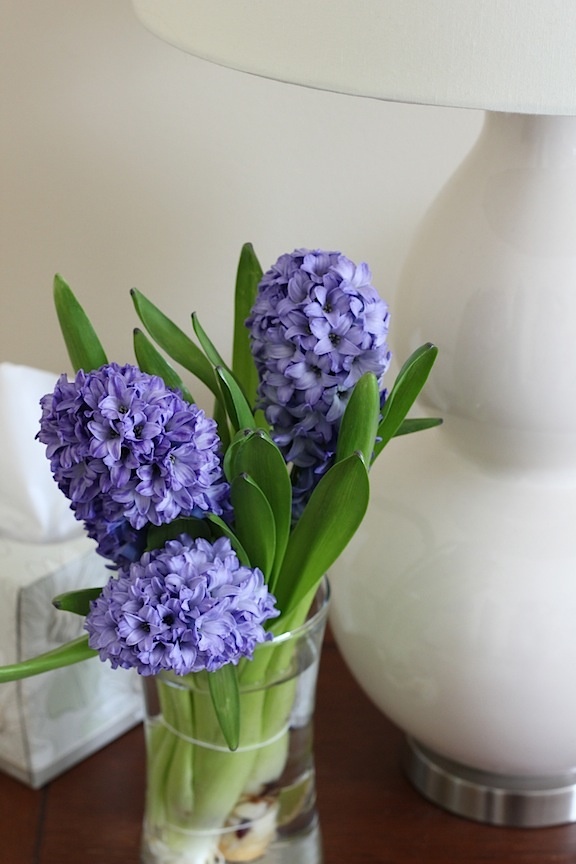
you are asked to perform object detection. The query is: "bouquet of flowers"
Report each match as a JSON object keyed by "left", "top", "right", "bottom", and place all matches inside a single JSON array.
[{"left": 0, "top": 244, "right": 438, "bottom": 863}]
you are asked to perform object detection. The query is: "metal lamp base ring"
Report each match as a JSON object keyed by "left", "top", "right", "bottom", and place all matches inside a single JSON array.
[{"left": 404, "top": 737, "right": 576, "bottom": 827}]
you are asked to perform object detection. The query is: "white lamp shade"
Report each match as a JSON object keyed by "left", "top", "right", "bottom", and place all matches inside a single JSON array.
[{"left": 132, "top": 0, "right": 576, "bottom": 114}]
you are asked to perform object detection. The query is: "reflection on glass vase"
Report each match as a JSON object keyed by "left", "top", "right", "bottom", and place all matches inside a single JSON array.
[{"left": 140, "top": 580, "right": 329, "bottom": 864}]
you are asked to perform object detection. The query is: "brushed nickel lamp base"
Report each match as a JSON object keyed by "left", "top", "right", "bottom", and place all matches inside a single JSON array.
[{"left": 404, "top": 738, "right": 576, "bottom": 828}]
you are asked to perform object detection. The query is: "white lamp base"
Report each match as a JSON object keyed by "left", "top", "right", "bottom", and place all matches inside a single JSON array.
[{"left": 329, "top": 111, "right": 576, "bottom": 826}]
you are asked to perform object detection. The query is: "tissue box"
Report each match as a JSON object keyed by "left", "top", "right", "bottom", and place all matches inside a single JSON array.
[{"left": 0, "top": 535, "right": 143, "bottom": 788}]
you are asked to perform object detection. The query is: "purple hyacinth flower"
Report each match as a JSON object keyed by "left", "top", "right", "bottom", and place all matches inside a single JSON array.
[
  {"left": 246, "top": 249, "right": 391, "bottom": 517},
  {"left": 38, "top": 363, "right": 230, "bottom": 566},
  {"left": 85, "top": 535, "right": 279, "bottom": 676}
]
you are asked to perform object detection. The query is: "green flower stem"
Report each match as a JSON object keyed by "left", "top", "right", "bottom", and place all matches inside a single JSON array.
[
  {"left": 143, "top": 717, "right": 174, "bottom": 830},
  {"left": 144, "top": 675, "right": 268, "bottom": 863},
  {"left": 159, "top": 680, "right": 196, "bottom": 824},
  {"left": 143, "top": 680, "right": 197, "bottom": 858},
  {"left": 245, "top": 684, "right": 293, "bottom": 795},
  {"left": 189, "top": 684, "right": 261, "bottom": 824},
  {"left": 242, "top": 590, "right": 318, "bottom": 792}
]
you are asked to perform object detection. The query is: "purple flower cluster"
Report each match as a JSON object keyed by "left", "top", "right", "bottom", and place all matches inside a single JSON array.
[
  {"left": 38, "top": 363, "right": 229, "bottom": 566},
  {"left": 85, "top": 536, "right": 279, "bottom": 675},
  {"left": 247, "top": 250, "right": 391, "bottom": 513}
]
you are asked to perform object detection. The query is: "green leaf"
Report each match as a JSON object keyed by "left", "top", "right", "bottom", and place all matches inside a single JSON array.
[
  {"left": 215, "top": 366, "right": 257, "bottom": 433},
  {"left": 336, "top": 372, "right": 380, "bottom": 466},
  {"left": 223, "top": 429, "right": 253, "bottom": 482},
  {"left": 274, "top": 453, "right": 370, "bottom": 615},
  {"left": 207, "top": 663, "right": 240, "bottom": 751},
  {"left": 53, "top": 275, "right": 108, "bottom": 372},
  {"left": 130, "top": 288, "right": 219, "bottom": 396},
  {"left": 189, "top": 312, "right": 234, "bottom": 424},
  {"left": 191, "top": 312, "right": 255, "bottom": 434},
  {"left": 206, "top": 514, "right": 251, "bottom": 566},
  {"left": 52, "top": 587, "right": 102, "bottom": 616},
  {"left": 133, "top": 328, "right": 195, "bottom": 403},
  {"left": 146, "top": 517, "right": 213, "bottom": 551},
  {"left": 394, "top": 417, "right": 443, "bottom": 437},
  {"left": 213, "top": 393, "right": 231, "bottom": 452},
  {"left": 231, "top": 474, "right": 276, "bottom": 579},
  {"left": 191, "top": 312, "right": 228, "bottom": 371},
  {"left": 232, "top": 243, "right": 262, "bottom": 409},
  {"left": 228, "top": 430, "right": 292, "bottom": 589},
  {"left": 0, "top": 636, "right": 97, "bottom": 683},
  {"left": 373, "top": 343, "right": 438, "bottom": 460}
]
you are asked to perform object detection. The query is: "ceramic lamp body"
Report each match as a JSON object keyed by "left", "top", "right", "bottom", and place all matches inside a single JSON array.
[{"left": 329, "top": 112, "right": 576, "bottom": 777}]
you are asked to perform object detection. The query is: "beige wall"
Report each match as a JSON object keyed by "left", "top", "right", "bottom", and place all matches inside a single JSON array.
[{"left": 0, "top": 0, "right": 481, "bottom": 407}]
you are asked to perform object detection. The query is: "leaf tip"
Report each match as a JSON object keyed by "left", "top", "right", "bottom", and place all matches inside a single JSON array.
[{"left": 53, "top": 273, "right": 68, "bottom": 295}]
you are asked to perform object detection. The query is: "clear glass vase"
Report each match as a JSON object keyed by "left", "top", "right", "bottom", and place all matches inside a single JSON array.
[{"left": 140, "top": 580, "right": 329, "bottom": 864}]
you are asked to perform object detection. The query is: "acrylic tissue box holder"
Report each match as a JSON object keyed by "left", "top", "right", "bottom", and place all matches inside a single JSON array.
[{"left": 0, "top": 533, "right": 143, "bottom": 788}]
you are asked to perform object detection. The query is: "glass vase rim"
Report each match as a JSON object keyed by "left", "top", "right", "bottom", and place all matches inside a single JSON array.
[{"left": 265, "top": 575, "right": 330, "bottom": 648}]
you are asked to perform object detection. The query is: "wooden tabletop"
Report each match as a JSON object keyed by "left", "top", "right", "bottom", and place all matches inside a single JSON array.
[{"left": 3, "top": 633, "right": 576, "bottom": 863}]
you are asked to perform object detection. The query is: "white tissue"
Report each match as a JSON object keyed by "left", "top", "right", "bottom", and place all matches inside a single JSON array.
[{"left": 0, "top": 363, "right": 82, "bottom": 543}]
